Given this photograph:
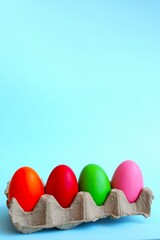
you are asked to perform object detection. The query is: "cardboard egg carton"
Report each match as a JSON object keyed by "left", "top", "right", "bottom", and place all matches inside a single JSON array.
[{"left": 5, "top": 185, "right": 153, "bottom": 234}]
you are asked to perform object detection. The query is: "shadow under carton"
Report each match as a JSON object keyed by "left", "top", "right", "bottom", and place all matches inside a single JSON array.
[{"left": 6, "top": 187, "right": 153, "bottom": 234}]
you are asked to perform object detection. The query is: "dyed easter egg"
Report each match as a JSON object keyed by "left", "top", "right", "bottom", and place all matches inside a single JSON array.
[
  {"left": 45, "top": 165, "right": 78, "bottom": 208},
  {"left": 8, "top": 167, "right": 44, "bottom": 212},
  {"left": 111, "top": 160, "right": 144, "bottom": 203},
  {"left": 79, "top": 164, "right": 111, "bottom": 205}
]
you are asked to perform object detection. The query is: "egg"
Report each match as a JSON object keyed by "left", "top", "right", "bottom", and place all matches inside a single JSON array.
[
  {"left": 8, "top": 167, "right": 44, "bottom": 212},
  {"left": 111, "top": 160, "right": 144, "bottom": 203},
  {"left": 45, "top": 164, "right": 78, "bottom": 208},
  {"left": 78, "top": 164, "right": 111, "bottom": 206}
]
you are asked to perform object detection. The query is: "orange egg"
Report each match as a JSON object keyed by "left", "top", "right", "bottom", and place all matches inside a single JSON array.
[{"left": 8, "top": 167, "right": 44, "bottom": 212}]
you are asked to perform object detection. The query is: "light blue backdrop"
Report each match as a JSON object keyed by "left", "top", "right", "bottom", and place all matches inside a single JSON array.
[{"left": 0, "top": 1, "right": 160, "bottom": 239}]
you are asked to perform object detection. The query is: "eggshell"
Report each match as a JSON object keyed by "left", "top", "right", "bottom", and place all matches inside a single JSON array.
[
  {"left": 79, "top": 164, "right": 111, "bottom": 205},
  {"left": 45, "top": 165, "right": 78, "bottom": 208},
  {"left": 8, "top": 167, "right": 44, "bottom": 212},
  {"left": 111, "top": 160, "right": 144, "bottom": 203}
]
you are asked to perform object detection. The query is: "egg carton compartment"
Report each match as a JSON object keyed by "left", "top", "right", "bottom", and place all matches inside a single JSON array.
[{"left": 5, "top": 186, "right": 153, "bottom": 234}]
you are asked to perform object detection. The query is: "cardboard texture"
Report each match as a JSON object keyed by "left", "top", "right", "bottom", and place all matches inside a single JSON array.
[{"left": 5, "top": 187, "right": 153, "bottom": 234}]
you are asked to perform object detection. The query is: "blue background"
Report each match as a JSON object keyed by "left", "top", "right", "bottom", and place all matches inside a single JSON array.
[{"left": 0, "top": 0, "right": 160, "bottom": 239}]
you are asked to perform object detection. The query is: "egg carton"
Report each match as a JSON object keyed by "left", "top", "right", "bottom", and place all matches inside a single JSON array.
[{"left": 5, "top": 185, "right": 153, "bottom": 234}]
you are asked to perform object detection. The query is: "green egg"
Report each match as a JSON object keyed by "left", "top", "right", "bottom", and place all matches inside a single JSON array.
[{"left": 78, "top": 164, "right": 111, "bottom": 206}]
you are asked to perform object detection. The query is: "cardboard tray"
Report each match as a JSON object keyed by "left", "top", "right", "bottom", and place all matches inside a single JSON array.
[{"left": 5, "top": 187, "right": 153, "bottom": 233}]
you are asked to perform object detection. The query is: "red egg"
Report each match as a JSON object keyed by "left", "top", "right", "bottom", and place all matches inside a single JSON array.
[
  {"left": 45, "top": 164, "right": 78, "bottom": 208},
  {"left": 8, "top": 167, "right": 44, "bottom": 212}
]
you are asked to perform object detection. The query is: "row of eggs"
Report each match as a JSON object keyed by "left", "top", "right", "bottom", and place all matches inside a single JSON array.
[{"left": 8, "top": 160, "right": 144, "bottom": 212}]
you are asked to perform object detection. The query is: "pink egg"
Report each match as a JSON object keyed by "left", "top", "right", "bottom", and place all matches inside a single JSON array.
[{"left": 111, "top": 160, "right": 144, "bottom": 203}]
